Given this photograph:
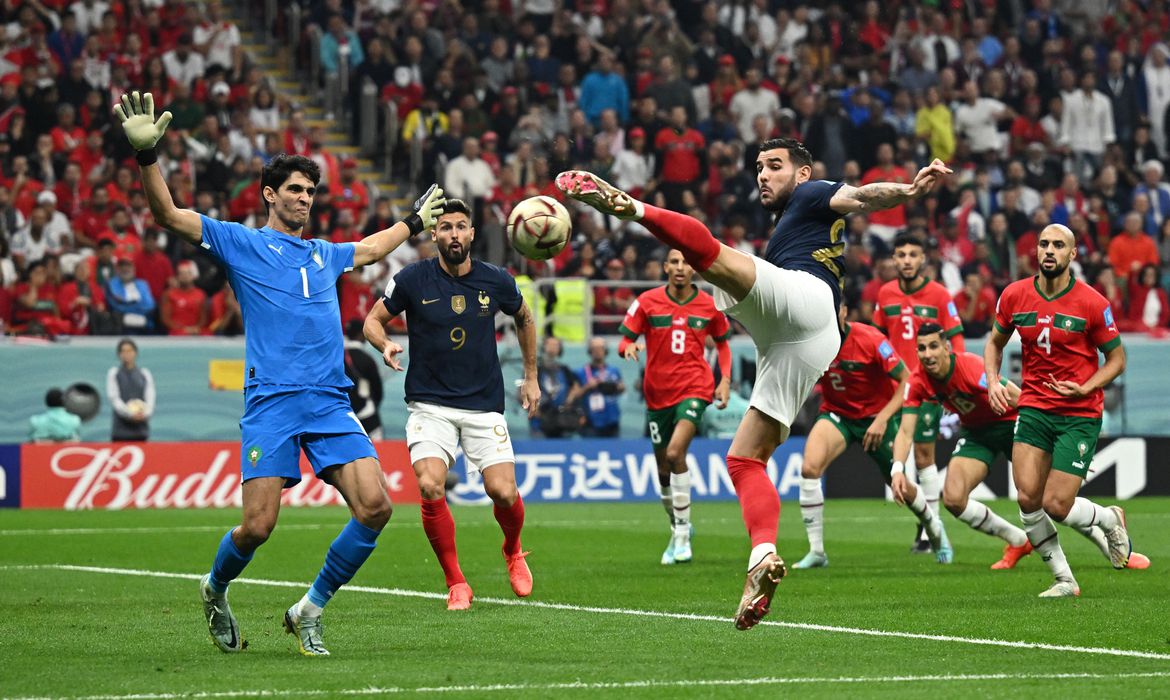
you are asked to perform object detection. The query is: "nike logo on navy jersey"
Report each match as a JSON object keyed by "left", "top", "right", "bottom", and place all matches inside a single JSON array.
[{"left": 422, "top": 298, "right": 439, "bottom": 304}]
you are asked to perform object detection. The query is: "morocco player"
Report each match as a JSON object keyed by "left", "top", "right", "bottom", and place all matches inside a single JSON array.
[
  {"left": 873, "top": 234, "right": 965, "bottom": 550},
  {"left": 557, "top": 139, "right": 951, "bottom": 629},
  {"left": 364, "top": 199, "right": 540, "bottom": 611},
  {"left": 890, "top": 324, "right": 1032, "bottom": 569},
  {"left": 794, "top": 307, "right": 952, "bottom": 568},
  {"left": 619, "top": 248, "right": 732, "bottom": 565},
  {"left": 985, "top": 224, "right": 1146, "bottom": 598}
]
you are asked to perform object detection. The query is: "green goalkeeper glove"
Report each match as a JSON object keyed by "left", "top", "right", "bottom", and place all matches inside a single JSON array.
[
  {"left": 404, "top": 183, "right": 447, "bottom": 235},
  {"left": 113, "top": 91, "right": 173, "bottom": 152}
]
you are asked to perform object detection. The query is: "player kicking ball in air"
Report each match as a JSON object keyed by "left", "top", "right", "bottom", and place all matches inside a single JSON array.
[
  {"left": 364, "top": 199, "right": 540, "bottom": 611},
  {"left": 874, "top": 234, "right": 966, "bottom": 553},
  {"left": 619, "top": 248, "right": 732, "bottom": 565},
  {"left": 985, "top": 224, "right": 1149, "bottom": 598},
  {"left": 794, "top": 306, "right": 953, "bottom": 569},
  {"left": 116, "top": 91, "right": 447, "bottom": 655},
  {"left": 890, "top": 323, "right": 1032, "bottom": 569},
  {"left": 557, "top": 139, "right": 950, "bottom": 629}
]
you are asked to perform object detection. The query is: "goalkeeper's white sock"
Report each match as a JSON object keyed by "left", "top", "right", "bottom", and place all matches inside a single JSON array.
[
  {"left": 799, "top": 478, "right": 825, "bottom": 555},
  {"left": 958, "top": 499, "right": 1027, "bottom": 546}
]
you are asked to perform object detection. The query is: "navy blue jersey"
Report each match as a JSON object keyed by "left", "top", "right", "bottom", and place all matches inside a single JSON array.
[
  {"left": 199, "top": 215, "right": 355, "bottom": 389},
  {"left": 762, "top": 179, "right": 846, "bottom": 310},
  {"left": 384, "top": 258, "right": 522, "bottom": 413}
]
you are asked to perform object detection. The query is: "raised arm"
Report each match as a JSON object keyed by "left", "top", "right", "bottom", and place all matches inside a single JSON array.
[
  {"left": 352, "top": 184, "right": 446, "bottom": 268},
  {"left": 114, "top": 91, "right": 203, "bottom": 243},
  {"left": 829, "top": 159, "right": 952, "bottom": 214}
]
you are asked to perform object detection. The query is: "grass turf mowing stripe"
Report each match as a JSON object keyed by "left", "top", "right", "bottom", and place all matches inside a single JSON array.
[
  {"left": 7, "top": 564, "right": 1170, "bottom": 662},
  {"left": 4, "top": 671, "right": 1170, "bottom": 699}
]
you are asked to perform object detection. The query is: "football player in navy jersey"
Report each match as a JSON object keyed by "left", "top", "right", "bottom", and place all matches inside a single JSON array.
[
  {"left": 364, "top": 199, "right": 540, "bottom": 612},
  {"left": 116, "top": 91, "right": 448, "bottom": 656},
  {"left": 557, "top": 138, "right": 950, "bottom": 630}
]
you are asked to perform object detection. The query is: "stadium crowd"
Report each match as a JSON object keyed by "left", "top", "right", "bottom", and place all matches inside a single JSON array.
[{"left": 2, "top": 0, "right": 1170, "bottom": 339}]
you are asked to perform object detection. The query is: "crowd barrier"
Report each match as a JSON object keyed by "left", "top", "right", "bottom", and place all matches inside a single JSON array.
[{"left": 3, "top": 437, "right": 1166, "bottom": 510}]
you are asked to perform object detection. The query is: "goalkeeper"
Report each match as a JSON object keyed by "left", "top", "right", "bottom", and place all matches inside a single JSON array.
[{"left": 115, "top": 91, "right": 447, "bottom": 656}]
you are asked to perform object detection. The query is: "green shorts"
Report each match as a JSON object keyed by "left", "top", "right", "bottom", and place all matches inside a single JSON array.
[
  {"left": 817, "top": 411, "right": 901, "bottom": 474},
  {"left": 951, "top": 420, "right": 1015, "bottom": 466},
  {"left": 1013, "top": 407, "right": 1102, "bottom": 479},
  {"left": 648, "top": 398, "right": 709, "bottom": 448},
  {"left": 912, "top": 401, "right": 943, "bottom": 443}
]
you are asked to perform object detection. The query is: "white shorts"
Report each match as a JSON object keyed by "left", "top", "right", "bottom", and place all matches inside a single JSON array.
[
  {"left": 714, "top": 258, "right": 841, "bottom": 427},
  {"left": 405, "top": 401, "right": 515, "bottom": 474}
]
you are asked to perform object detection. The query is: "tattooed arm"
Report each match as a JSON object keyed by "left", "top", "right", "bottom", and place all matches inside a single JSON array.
[
  {"left": 511, "top": 300, "right": 541, "bottom": 417},
  {"left": 829, "top": 159, "right": 952, "bottom": 214}
]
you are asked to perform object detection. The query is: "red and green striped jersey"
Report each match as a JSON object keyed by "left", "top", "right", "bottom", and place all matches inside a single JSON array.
[
  {"left": 620, "top": 285, "right": 730, "bottom": 411},
  {"left": 904, "top": 352, "right": 1015, "bottom": 427},
  {"left": 819, "top": 322, "right": 905, "bottom": 419},
  {"left": 873, "top": 278, "right": 965, "bottom": 371},
  {"left": 994, "top": 276, "right": 1122, "bottom": 417}
]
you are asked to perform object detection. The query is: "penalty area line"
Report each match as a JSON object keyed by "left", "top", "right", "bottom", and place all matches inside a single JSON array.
[
  {"left": 5, "top": 671, "right": 1170, "bottom": 699},
  {"left": 4, "top": 564, "right": 1170, "bottom": 662}
]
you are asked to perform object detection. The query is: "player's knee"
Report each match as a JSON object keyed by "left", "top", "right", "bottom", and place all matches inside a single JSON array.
[
  {"left": 1043, "top": 495, "right": 1073, "bottom": 522},
  {"left": 239, "top": 516, "right": 277, "bottom": 548},
  {"left": 664, "top": 446, "right": 686, "bottom": 471},
  {"left": 800, "top": 458, "right": 824, "bottom": 479},
  {"left": 416, "top": 472, "right": 447, "bottom": 500},
  {"left": 942, "top": 489, "right": 966, "bottom": 517},
  {"left": 356, "top": 497, "right": 393, "bottom": 530},
  {"left": 486, "top": 481, "right": 518, "bottom": 507}
]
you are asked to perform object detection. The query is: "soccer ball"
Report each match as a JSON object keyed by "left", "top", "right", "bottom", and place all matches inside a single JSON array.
[{"left": 507, "top": 196, "right": 571, "bottom": 261}]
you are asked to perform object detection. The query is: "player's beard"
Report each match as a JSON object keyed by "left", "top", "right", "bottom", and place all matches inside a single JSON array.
[
  {"left": 1040, "top": 259, "right": 1069, "bottom": 279},
  {"left": 898, "top": 263, "right": 922, "bottom": 283},
  {"left": 440, "top": 240, "right": 470, "bottom": 266},
  {"left": 761, "top": 173, "right": 798, "bottom": 212}
]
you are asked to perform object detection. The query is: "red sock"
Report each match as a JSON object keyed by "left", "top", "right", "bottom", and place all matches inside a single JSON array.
[
  {"left": 420, "top": 498, "right": 466, "bottom": 587},
  {"left": 494, "top": 495, "right": 525, "bottom": 556},
  {"left": 639, "top": 204, "right": 722, "bottom": 271},
  {"left": 726, "top": 456, "right": 780, "bottom": 547}
]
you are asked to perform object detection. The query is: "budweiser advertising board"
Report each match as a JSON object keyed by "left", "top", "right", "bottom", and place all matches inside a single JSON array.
[{"left": 21, "top": 442, "right": 421, "bottom": 510}]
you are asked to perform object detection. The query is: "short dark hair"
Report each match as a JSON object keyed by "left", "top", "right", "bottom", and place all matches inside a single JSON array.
[
  {"left": 893, "top": 232, "right": 926, "bottom": 251},
  {"left": 758, "top": 137, "right": 813, "bottom": 168},
  {"left": 117, "top": 338, "right": 137, "bottom": 354},
  {"left": 260, "top": 154, "right": 321, "bottom": 198},
  {"left": 441, "top": 198, "right": 472, "bottom": 218},
  {"left": 45, "top": 387, "right": 64, "bottom": 407},
  {"left": 917, "top": 321, "right": 945, "bottom": 338}
]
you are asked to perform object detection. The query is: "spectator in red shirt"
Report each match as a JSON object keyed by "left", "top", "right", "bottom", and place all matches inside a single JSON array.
[
  {"left": 954, "top": 272, "right": 997, "bottom": 337},
  {"left": 4, "top": 155, "right": 45, "bottom": 217},
  {"left": 50, "top": 103, "right": 87, "bottom": 153},
  {"left": 332, "top": 158, "right": 370, "bottom": 229},
  {"left": 106, "top": 208, "right": 144, "bottom": 262},
  {"left": 859, "top": 256, "right": 896, "bottom": 322},
  {"left": 133, "top": 229, "right": 174, "bottom": 301},
  {"left": 592, "top": 258, "right": 635, "bottom": 333},
  {"left": 1122, "top": 263, "right": 1170, "bottom": 334},
  {"left": 161, "top": 260, "right": 207, "bottom": 336},
  {"left": 1108, "top": 212, "right": 1161, "bottom": 281},
  {"left": 708, "top": 55, "right": 742, "bottom": 111},
  {"left": 1009, "top": 95, "right": 1049, "bottom": 155},
  {"left": 70, "top": 130, "right": 108, "bottom": 182},
  {"left": 53, "top": 162, "right": 92, "bottom": 220},
  {"left": 57, "top": 258, "right": 107, "bottom": 336},
  {"left": 338, "top": 269, "right": 374, "bottom": 330},
  {"left": 206, "top": 281, "right": 243, "bottom": 336},
  {"left": 283, "top": 108, "right": 311, "bottom": 156},
  {"left": 859, "top": 143, "right": 909, "bottom": 245},
  {"left": 654, "top": 105, "right": 706, "bottom": 211},
  {"left": 74, "top": 187, "right": 114, "bottom": 249},
  {"left": 13, "top": 259, "right": 70, "bottom": 335},
  {"left": 329, "top": 208, "right": 364, "bottom": 244}
]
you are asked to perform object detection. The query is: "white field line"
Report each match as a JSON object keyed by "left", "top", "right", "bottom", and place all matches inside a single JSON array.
[
  {"left": 4, "top": 564, "right": 1170, "bottom": 662},
  {"left": 5, "top": 671, "right": 1170, "bottom": 700}
]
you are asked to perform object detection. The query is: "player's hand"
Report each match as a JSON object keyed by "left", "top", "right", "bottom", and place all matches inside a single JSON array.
[
  {"left": 381, "top": 341, "right": 405, "bottom": 371},
  {"left": 890, "top": 472, "right": 910, "bottom": 506},
  {"left": 988, "top": 382, "right": 1014, "bottom": 415},
  {"left": 520, "top": 375, "right": 541, "bottom": 418},
  {"left": 1045, "top": 374, "right": 1089, "bottom": 398},
  {"left": 907, "top": 158, "right": 951, "bottom": 198},
  {"left": 622, "top": 342, "right": 643, "bottom": 362},
  {"left": 113, "top": 91, "right": 172, "bottom": 151},
  {"left": 862, "top": 416, "right": 887, "bottom": 452},
  {"left": 412, "top": 183, "right": 447, "bottom": 231},
  {"left": 714, "top": 378, "right": 730, "bottom": 409}
]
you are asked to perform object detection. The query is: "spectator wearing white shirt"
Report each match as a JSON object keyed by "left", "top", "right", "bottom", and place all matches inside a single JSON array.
[
  {"left": 69, "top": 0, "right": 108, "bottom": 35},
  {"left": 611, "top": 127, "right": 654, "bottom": 197},
  {"left": 34, "top": 191, "right": 72, "bottom": 247},
  {"left": 729, "top": 68, "right": 780, "bottom": 142},
  {"left": 1060, "top": 71, "right": 1115, "bottom": 180},
  {"left": 192, "top": 1, "right": 240, "bottom": 70},
  {"left": 11, "top": 207, "right": 71, "bottom": 266},
  {"left": 912, "top": 14, "right": 960, "bottom": 73},
  {"left": 443, "top": 137, "right": 496, "bottom": 202},
  {"left": 162, "top": 34, "right": 206, "bottom": 89},
  {"left": 953, "top": 79, "right": 1012, "bottom": 156}
]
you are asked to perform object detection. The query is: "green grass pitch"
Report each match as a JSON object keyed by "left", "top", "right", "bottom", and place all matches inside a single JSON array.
[{"left": 1, "top": 498, "right": 1168, "bottom": 699}]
